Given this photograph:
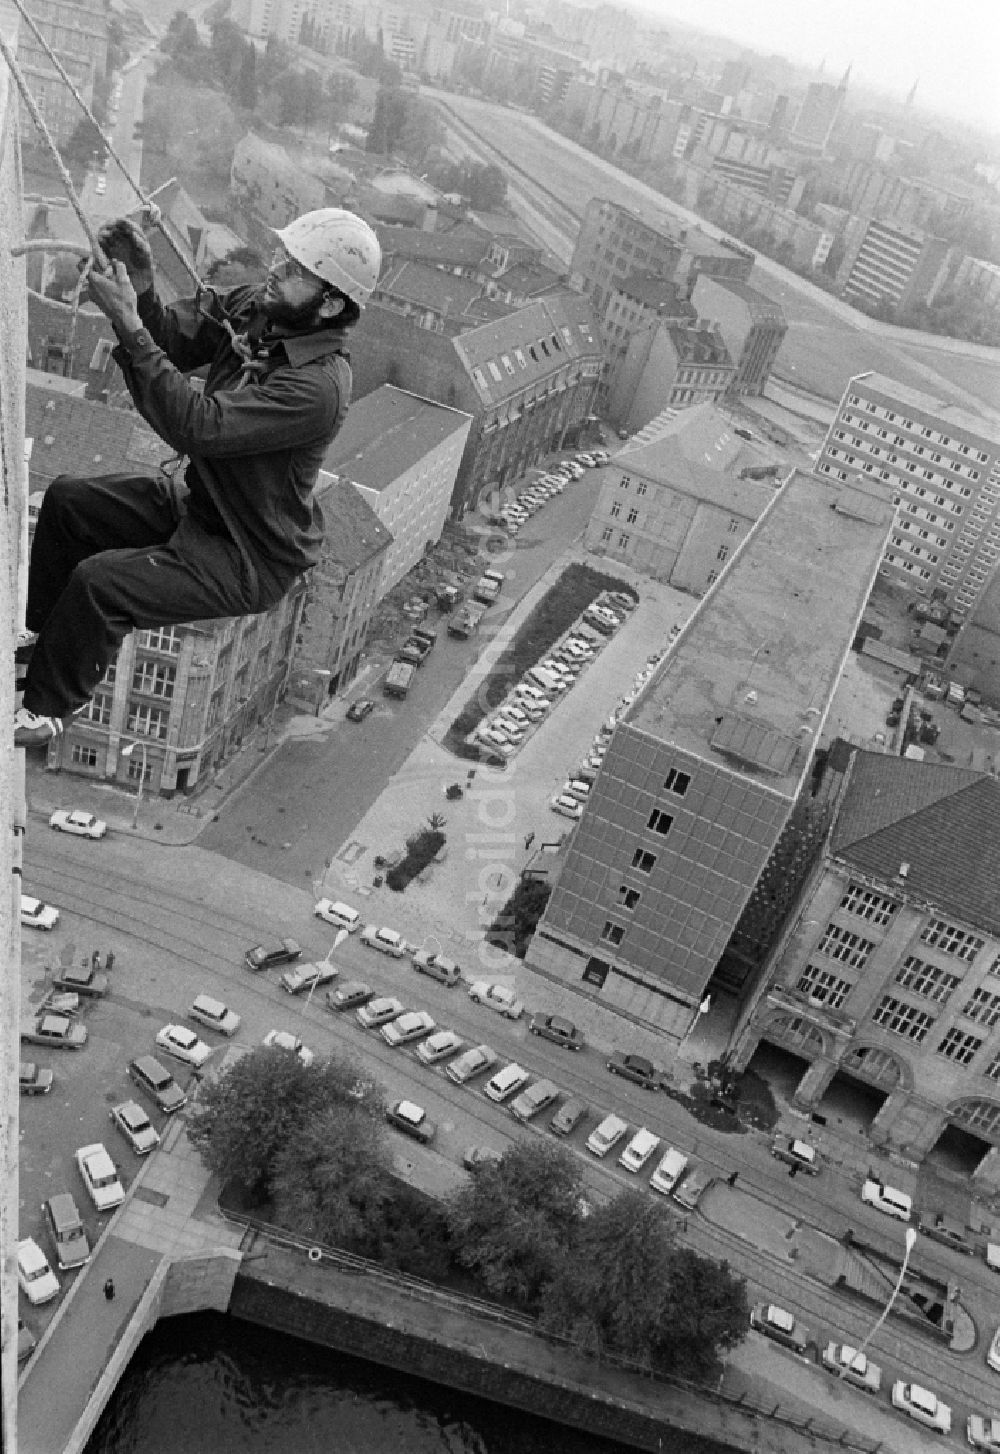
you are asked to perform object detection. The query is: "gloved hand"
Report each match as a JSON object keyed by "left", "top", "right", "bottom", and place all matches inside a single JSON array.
[{"left": 96, "top": 217, "right": 154, "bottom": 294}]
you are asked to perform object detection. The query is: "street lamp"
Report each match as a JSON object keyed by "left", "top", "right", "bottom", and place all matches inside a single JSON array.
[
  {"left": 305, "top": 928, "right": 349, "bottom": 1010},
  {"left": 679, "top": 994, "right": 712, "bottom": 1049},
  {"left": 120, "top": 740, "right": 148, "bottom": 829},
  {"left": 839, "top": 1225, "right": 917, "bottom": 1378}
]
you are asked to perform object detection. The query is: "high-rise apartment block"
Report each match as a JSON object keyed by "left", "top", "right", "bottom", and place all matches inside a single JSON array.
[
  {"left": 529, "top": 471, "right": 896, "bottom": 1035},
  {"left": 16, "top": 0, "right": 107, "bottom": 147},
  {"left": 790, "top": 73, "right": 848, "bottom": 153},
  {"left": 817, "top": 372, "right": 1000, "bottom": 616},
  {"left": 836, "top": 216, "right": 953, "bottom": 315}
]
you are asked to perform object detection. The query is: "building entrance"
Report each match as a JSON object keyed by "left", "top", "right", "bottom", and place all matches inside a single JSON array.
[{"left": 818, "top": 1070, "right": 889, "bottom": 1135}]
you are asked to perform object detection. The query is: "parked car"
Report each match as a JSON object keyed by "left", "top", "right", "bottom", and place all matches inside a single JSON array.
[
  {"left": 19, "top": 1061, "right": 54, "bottom": 1095},
  {"left": 52, "top": 963, "right": 108, "bottom": 997},
  {"left": 509, "top": 1078, "right": 560, "bottom": 1123},
  {"left": 987, "top": 1326, "right": 1000, "bottom": 1373},
  {"left": 360, "top": 924, "right": 407, "bottom": 958},
  {"left": 468, "top": 981, "right": 524, "bottom": 1019},
  {"left": 49, "top": 808, "right": 107, "bottom": 838},
  {"left": 17, "top": 1238, "right": 59, "bottom": 1305},
  {"left": 586, "top": 1113, "right": 629, "bottom": 1158},
  {"left": 18, "top": 1321, "right": 37, "bottom": 1364},
  {"left": 484, "top": 1062, "right": 530, "bottom": 1103},
  {"left": 21, "top": 1013, "right": 87, "bottom": 1050},
  {"left": 606, "top": 1052, "right": 662, "bottom": 1089},
  {"left": 20, "top": 893, "right": 60, "bottom": 930},
  {"left": 649, "top": 1146, "right": 688, "bottom": 1196},
  {"left": 244, "top": 937, "right": 301, "bottom": 972},
  {"left": 412, "top": 949, "right": 461, "bottom": 986},
  {"left": 313, "top": 899, "right": 362, "bottom": 933},
  {"left": 42, "top": 1192, "right": 90, "bottom": 1270},
  {"left": 417, "top": 1029, "right": 463, "bottom": 1064},
  {"left": 551, "top": 794, "right": 583, "bottom": 820},
  {"left": 262, "top": 1030, "right": 314, "bottom": 1067},
  {"left": 890, "top": 1381, "right": 951, "bottom": 1433},
  {"left": 620, "top": 1127, "right": 660, "bottom": 1172},
  {"left": 326, "top": 980, "right": 374, "bottom": 1012},
  {"left": 821, "top": 1343, "right": 882, "bottom": 1392},
  {"left": 382, "top": 1010, "right": 436, "bottom": 1047},
  {"left": 749, "top": 1303, "right": 809, "bottom": 1353},
  {"left": 346, "top": 698, "right": 375, "bottom": 723},
  {"left": 860, "top": 1177, "right": 912, "bottom": 1221},
  {"left": 128, "top": 1054, "right": 187, "bottom": 1114},
  {"left": 280, "top": 961, "right": 339, "bottom": 995},
  {"left": 673, "top": 1162, "right": 713, "bottom": 1210},
  {"left": 528, "top": 1013, "right": 584, "bottom": 1050},
  {"left": 918, "top": 1210, "right": 973, "bottom": 1254},
  {"left": 110, "top": 1099, "right": 161, "bottom": 1156},
  {"left": 75, "top": 1142, "right": 125, "bottom": 1211},
  {"left": 463, "top": 1145, "right": 503, "bottom": 1171},
  {"left": 155, "top": 1024, "right": 212, "bottom": 1068},
  {"left": 189, "top": 994, "right": 240, "bottom": 1037},
  {"left": 447, "top": 1043, "right": 498, "bottom": 1084},
  {"left": 968, "top": 1414, "right": 1000, "bottom": 1452},
  {"left": 386, "top": 1099, "right": 435, "bottom": 1144},
  {"left": 771, "top": 1136, "right": 821, "bottom": 1174},
  {"left": 356, "top": 995, "right": 404, "bottom": 1029},
  {"left": 550, "top": 1096, "right": 589, "bottom": 1136}
]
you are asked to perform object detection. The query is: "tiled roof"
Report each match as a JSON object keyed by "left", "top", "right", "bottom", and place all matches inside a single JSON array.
[
  {"left": 615, "top": 270, "right": 694, "bottom": 313},
  {"left": 377, "top": 259, "right": 484, "bottom": 318},
  {"left": 667, "top": 323, "right": 733, "bottom": 367},
  {"left": 314, "top": 475, "right": 392, "bottom": 576},
  {"left": 320, "top": 384, "right": 471, "bottom": 493},
  {"left": 454, "top": 291, "right": 601, "bottom": 406},
  {"left": 374, "top": 224, "right": 492, "bottom": 269},
  {"left": 495, "top": 260, "right": 564, "bottom": 297},
  {"left": 25, "top": 381, "right": 165, "bottom": 486},
  {"left": 831, "top": 750, "right": 1000, "bottom": 937}
]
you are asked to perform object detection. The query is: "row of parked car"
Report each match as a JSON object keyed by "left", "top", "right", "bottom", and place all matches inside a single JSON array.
[
  {"left": 749, "top": 1299, "right": 1000, "bottom": 1447},
  {"left": 475, "top": 591, "right": 637, "bottom": 763},
  {"left": 493, "top": 451, "right": 610, "bottom": 536}
]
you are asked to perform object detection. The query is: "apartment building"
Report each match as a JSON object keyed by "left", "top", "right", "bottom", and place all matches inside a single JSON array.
[
  {"left": 816, "top": 372, "right": 1000, "bottom": 615},
  {"left": 728, "top": 750, "right": 1000, "bottom": 1193},
  {"left": 608, "top": 321, "right": 734, "bottom": 435},
  {"left": 585, "top": 404, "right": 776, "bottom": 586},
  {"left": 836, "top": 216, "right": 953, "bottom": 315},
  {"left": 789, "top": 75, "right": 847, "bottom": 153},
  {"left": 529, "top": 470, "right": 896, "bottom": 1034},
  {"left": 691, "top": 277, "right": 786, "bottom": 397},
  {"left": 321, "top": 385, "right": 472, "bottom": 592},
  {"left": 16, "top": 0, "right": 107, "bottom": 148},
  {"left": 570, "top": 198, "right": 753, "bottom": 318}
]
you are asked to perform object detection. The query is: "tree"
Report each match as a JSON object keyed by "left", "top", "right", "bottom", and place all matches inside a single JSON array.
[
  {"left": 652, "top": 1246, "right": 749, "bottom": 1380},
  {"left": 466, "top": 162, "right": 506, "bottom": 210},
  {"left": 211, "top": 18, "right": 248, "bottom": 94},
  {"left": 271, "top": 1103, "right": 392, "bottom": 1246},
  {"left": 367, "top": 83, "right": 409, "bottom": 155},
  {"left": 487, "top": 877, "right": 550, "bottom": 957},
  {"left": 446, "top": 1141, "right": 584, "bottom": 1309},
  {"left": 235, "top": 43, "right": 258, "bottom": 111},
  {"left": 187, "top": 1046, "right": 383, "bottom": 1202}
]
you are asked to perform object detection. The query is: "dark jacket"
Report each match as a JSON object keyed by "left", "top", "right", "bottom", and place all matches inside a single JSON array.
[{"left": 112, "top": 284, "right": 351, "bottom": 584}]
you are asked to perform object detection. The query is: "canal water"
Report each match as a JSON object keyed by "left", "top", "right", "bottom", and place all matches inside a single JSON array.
[{"left": 84, "top": 1311, "right": 733, "bottom": 1453}]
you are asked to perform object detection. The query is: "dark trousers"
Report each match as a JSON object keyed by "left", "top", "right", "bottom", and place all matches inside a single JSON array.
[{"left": 23, "top": 474, "right": 287, "bottom": 718}]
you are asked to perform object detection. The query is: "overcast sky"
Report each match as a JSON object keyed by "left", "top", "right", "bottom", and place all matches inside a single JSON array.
[{"left": 645, "top": 0, "right": 999, "bottom": 134}]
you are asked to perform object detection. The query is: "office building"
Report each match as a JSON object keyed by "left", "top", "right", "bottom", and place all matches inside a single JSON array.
[
  {"left": 585, "top": 404, "right": 777, "bottom": 585},
  {"left": 728, "top": 750, "right": 1000, "bottom": 1193},
  {"left": 816, "top": 372, "right": 1000, "bottom": 616},
  {"left": 790, "top": 72, "right": 848, "bottom": 153},
  {"left": 529, "top": 470, "right": 896, "bottom": 1035},
  {"left": 321, "top": 385, "right": 471, "bottom": 593},
  {"left": 608, "top": 321, "right": 734, "bottom": 435}
]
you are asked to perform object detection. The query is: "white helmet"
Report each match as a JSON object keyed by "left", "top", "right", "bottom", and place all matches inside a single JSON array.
[{"left": 275, "top": 208, "right": 381, "bottom": 306}]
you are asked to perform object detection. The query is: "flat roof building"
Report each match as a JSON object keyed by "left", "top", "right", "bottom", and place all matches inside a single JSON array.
[
  {"left": 529, "top": 470, "right": 897, "bottom": 1036},
  {"left": 691, "top": 276, "right": 787, "bottom": 397},
  {"left": 816, "top": 371, "right": 1000, "bottom": 616}
]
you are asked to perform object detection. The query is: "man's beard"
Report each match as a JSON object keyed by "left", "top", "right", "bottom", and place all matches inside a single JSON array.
[{"left": 260, "top": 290, "right": 324, "bottom": 330}]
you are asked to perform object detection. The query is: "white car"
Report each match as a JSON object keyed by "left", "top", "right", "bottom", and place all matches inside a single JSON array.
[
  {"left": 821, "top": 1342, "right": 881, "bottom": 1392},
  {"left": 189, "top": 994, "right": 240, "bottom": 1037},
  {"left": 551, "top": 794, "right": 583, "bottom": 820},
  {"left": 987, "top": 1325, "right": 1000, "bottom": 1372},
  {"left": 110, "top": 1098, "right": 161, "bottom": 1156},
  {"left": 21, "top": 893, "right": 60, "bottom": 930},
  {"left": 262, "top": 1030, "right": 314, "bottom": 1067},
  {"left": 356, "top": 995, "right": 404, "bottom": 1029},
  {"left": 860, "top": 1177, "right": 912, "bottom": 1221},
  {"left": 360, "top": 924, "right": 407, "bottom": 957},
  {"left": 417, "top": 1029, "right": 463, "bottom": 1064},
  {"left": 17, "top": 1238, "right": 59, "bottom": 1305},
  {"left": 381, "top": 1010, "right": 436, "bottom": 1047},
  {"left": 49, "top": 809, "right": 107, "bottom": 839},
  {"left": 313, "top": 899, "right": 361, "bottom": 932},
  {"left": 155, "top": 1024, "right": 212, "bottom": 1068},
  {"left": 76, "top": 1142, "right": 125, "bottom": 1211},
  {"left": 468, "top": 980, "right": 524, "bottom": 1019},
  {"left": 890, "top": 1381, "right": 951, "bottom": 1433},
  {"left": 95, "top": 175, "right": 107, "bottom": 195},
  {"left": 968, "top": 1414, "right": 1000, "bottom": 1452}
]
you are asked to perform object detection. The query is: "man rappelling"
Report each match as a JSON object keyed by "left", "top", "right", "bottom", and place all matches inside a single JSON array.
[{"left": 15, "top": 207, "right": 380, "bottom": 747}]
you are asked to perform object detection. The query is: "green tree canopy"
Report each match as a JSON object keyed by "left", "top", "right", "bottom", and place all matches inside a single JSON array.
[
  {"left": 271, "top": 1102, "right": 392, "bottom": 1245},
  {"left": 446, "top": 1140, "right": 584, "bottom": 1308}
]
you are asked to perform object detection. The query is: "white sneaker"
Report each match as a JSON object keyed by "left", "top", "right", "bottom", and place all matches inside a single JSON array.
[{"left": 14, "top": 707, "right": 63, "bottom": 748}]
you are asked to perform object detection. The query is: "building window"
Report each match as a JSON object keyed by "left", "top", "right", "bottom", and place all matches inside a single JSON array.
[
  {"left": 138, "top": 627, "right": 181, "bottom": 655},
  {"left": 618, "top": 886, "right": 641, "bottom": 910},
  {"left": 663, "top": 768, "right": 690, "bottom": 796},
  {"left": 610, "top": 501, "right": 622, "bottom": 518},
  {"left": 619, "top": 475, "right": 630, "bottom": 490},
  {"left": 963, "top": 986, "right": 1000, "bottom": 1027},
  {"left": 817, "top": 924, "right": 875, "bottom": 969},
  {"left": 126, "top": 703, "right": 169, "bottom": 740},
  {"left": 706, "top": 571, "right": 719, "bottom": 585},
  {"left": 71, "top": 745, "right": 98, "bottom": 768},
  {"left": 81, "top": 693, "right": 112, "bottom": 726},
  {"left": 839, "top": 884, "right": 898, "bottom": 926},
  {"left": 728, "top": 518, "right": 740, "bottom": 533},
  {"left": 920, "top": 918, "right": 984, "bottom": 961},
  {"left": 631, "top": 848, "right": 656, "bottom": 873},
  {"left": 618, "top": 533, "right": 630, "bottom": 549},
  {"left": 872, "top": 995, "right": 935, "bottom": 1042},
  {"left": 125, "top": 755, "right": 153, "bottom": 784},
  {"left": 101, "top": 662, "right": 117, "bottom": 686},
  {"left": 797, "top": 964, "right": 852, "bottom": 1009},
  {"left": 626, "top": 508, "right": 638, "bottom": 524},
  {"left": 601, "top": 527, "right": 613, "bottom": 544},
  {"left": 895, "top": 955, "right": 961, "bottom": 1002},
  {"left": 717, "top": 545, "right": 729, "bottom": 563},
  {"left": 600, "top": 921, "right": 625, "bottom": 946},
  {"left": 936, "top": 1027, "right": 983, "bottom": 1066},
  {"left": 647, "top": 809, "right": 673, "bottom": 835},
  {"left": 132, "top": 660, "right": 176, "bottom": 698},
  {"left": 636, "top": 481, "right": 648, "bottom": 496}
]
